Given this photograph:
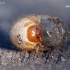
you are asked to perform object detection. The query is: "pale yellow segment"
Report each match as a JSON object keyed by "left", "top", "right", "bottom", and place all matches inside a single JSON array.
[
  {"left": 24, "top": 22, "right": 32, "bottom": 27},
  {"left": 24, "top": 41, "right": 34, "bottom": 49}
]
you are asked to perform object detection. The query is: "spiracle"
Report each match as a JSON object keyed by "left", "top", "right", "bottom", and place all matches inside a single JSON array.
[{"left": 10, "top": 14, "right": 68, "bottom": 52}]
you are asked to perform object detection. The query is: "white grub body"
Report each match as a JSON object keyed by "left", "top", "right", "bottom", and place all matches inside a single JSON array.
[
  {"left": 10, "top": 15, "right": 41, "bottom": 51},
  {"left": 10, "top": 14, "right": 68, "bottom": 52}
]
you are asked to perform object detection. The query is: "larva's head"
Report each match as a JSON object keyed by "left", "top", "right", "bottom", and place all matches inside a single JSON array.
[
  {"left": 27, "top": 25, "right": 41, "bottom": 42},
  {"left": 10, "top": 14, "right": 68, "bottom": 52}
]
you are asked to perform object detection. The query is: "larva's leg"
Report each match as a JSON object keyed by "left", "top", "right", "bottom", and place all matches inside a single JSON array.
[{"left": 34, "top": 44, "right": 40, "bottom": 52}]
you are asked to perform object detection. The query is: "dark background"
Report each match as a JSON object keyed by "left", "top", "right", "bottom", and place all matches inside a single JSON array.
[{"left": 0, "top": 0, "right": 70, "bottom": 70}]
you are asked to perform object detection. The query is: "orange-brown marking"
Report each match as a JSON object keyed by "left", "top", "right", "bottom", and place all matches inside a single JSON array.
[
  {"left": 24, "top": 22, "right": 32, "bottom": 27},
  {"left": 27, "top": 25, "right": 37, "bottom": 42}
]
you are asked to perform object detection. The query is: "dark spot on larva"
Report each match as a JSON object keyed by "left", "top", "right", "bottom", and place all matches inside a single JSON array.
[{"left": 17, "top": 34, "right": 22, "bottom": 45}]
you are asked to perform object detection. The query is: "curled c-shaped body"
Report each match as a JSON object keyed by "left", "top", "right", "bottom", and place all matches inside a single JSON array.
[{"left": 10, "top": 14, "right": 68, "bottom": 52}]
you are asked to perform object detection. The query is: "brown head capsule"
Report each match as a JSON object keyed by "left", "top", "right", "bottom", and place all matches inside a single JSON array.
[{"left": 10, "top": 14, "right": 68, "bottom": 52}]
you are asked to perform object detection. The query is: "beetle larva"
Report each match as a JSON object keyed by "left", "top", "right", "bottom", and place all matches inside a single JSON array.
[{"left": 10, "top": 14, "right": 68, "bottom": 52}]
